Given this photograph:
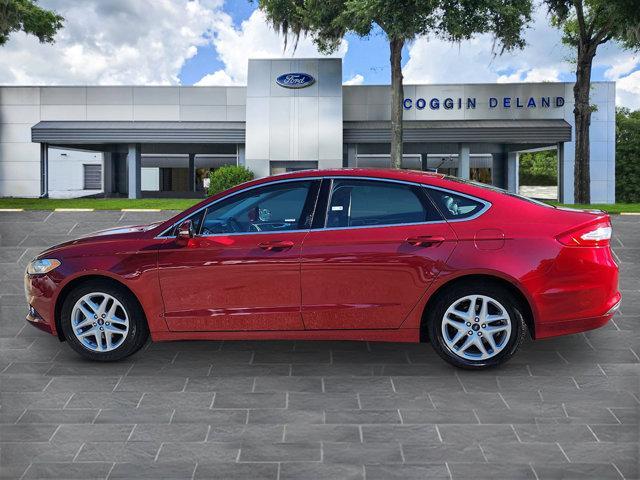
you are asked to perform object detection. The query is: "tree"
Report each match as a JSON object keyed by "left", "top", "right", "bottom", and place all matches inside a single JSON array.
[
  {"left": 544, "top": 0, "right": 640, "bottom": 203},
  {"left": 0, "top": 0, "right": 64, "bottom": 46},
  {"left": 615, "top": 107, "right": 640, "bottom": 203},
  {"left": 519, "top": 150, "right": 558, "bottom": 186},
  {"left": 258, "top": 0, "right": 532, "bottom": 168}
]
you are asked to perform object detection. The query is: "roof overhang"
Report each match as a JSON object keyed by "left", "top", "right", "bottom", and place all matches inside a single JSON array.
[
  {"left": 32, "top": 121, "right": 246, "bottom": 144},
  {"left": 343, "top": 119, "right": 572, "bottom": 144},
  {"left": 32, "top": 119, "right": 571, "bottom": 146}
]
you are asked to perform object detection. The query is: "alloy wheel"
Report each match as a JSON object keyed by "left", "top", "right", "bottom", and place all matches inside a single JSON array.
[
  {"left": 71, "top": 292, "right": 130, "bottom": 352},
  {"left": 441, "top": 294, "right": 512, "bottom": 361}
]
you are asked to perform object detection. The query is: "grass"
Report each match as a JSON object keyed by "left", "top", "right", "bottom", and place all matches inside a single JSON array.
[
  {"left": 0, "top": 198, "right": 202, "bottom": 211},
  {"left": 1, "top": 197, "right": 639, "bottom": 214}
]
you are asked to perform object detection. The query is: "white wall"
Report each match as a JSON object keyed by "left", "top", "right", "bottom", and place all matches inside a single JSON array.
[
  {"left": 0, "top": 85, "right": 247, "bottom": 198},
  {"left": 0, "top": 87, "right": 41, "bottom": 197},
  {"left": 47, "top": 148, "right": 103, "bottom": 198},
  {"left": 245, "top": 59, "right": 343, "bottom": 178},
  {"left": 0, "top": 80, "right": 615, "bottom": 202},
  {"left": 141, "top": 167, "right": 160, "bottom": 191}
]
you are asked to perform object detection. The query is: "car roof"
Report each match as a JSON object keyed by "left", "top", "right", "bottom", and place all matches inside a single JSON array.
[{"left": 261, "top": 168, "right": 445, "bottom": 184}]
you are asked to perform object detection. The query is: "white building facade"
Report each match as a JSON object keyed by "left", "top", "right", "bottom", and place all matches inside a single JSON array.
[{"left": 0, "top": 58, "right": 616, "bottom": 203}]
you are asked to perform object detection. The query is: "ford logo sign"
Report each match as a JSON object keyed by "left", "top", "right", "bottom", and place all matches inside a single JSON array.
[{"left": 276, "top": 73, "right": 315, "bottom": 89}]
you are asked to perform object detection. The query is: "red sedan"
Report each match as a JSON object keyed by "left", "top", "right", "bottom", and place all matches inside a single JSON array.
[{"left": 24, "top": 169, "right": 620, "bottom": 369}]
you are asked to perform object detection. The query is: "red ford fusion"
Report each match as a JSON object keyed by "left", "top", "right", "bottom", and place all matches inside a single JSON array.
[{"left": 24, "top": 169, "right": 620, "bottom": 369}]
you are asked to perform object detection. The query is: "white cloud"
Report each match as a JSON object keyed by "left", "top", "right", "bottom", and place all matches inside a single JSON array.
[
  {"left": 403, "top": 8, "right": 572, "bottom": 85},
  {"left": 343, "top": 74, "right": 364, "bottom": 85},
  {"left": 196, "top": 9, "right": 348, "bottom": 86},
  {"left": 599, "top": 52, "right": 640, "bottom": 109},
  {"left": 497, "top": 67, "right": 561, "bottom": 83},
  {"left": 0, "top": 0, "right": 224, "bottom": 85},
  {"left": 616, "top": 70, "right": 640, "bottom": 110},
  {"left": 604, "top": 53, "right": 639, "bottom": 81},
  {"left": 402, "top": 5, "right": 639, "bottom": 108},
  {"left": 195, "top": 70, "right": 237, "bottom": 86}
]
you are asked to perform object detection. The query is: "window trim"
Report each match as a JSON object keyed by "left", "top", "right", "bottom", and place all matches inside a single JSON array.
[
  {"left": 315, "top": 176, "right": 491, "bottom": 232},
  {"left": 423, "top": 185, "right": 491, "bottom": 223},
  {"left": 155, "top": 177, "right": 322, "bottom": 239},
  {"left": 322, "top": 177, "right": 436, "bottom": 230},
  {"left": 155, "top": 175, "right": 492, "bottom": 239}
]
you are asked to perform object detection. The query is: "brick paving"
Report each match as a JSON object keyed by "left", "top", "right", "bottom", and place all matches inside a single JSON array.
[{"left": 0, "top": 211, "right": 638, "bottom": 480}]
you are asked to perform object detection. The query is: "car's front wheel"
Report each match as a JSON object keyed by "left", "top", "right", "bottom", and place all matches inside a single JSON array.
[
  {"left": 427, "top": 282, "right": 526, "bottom": 369},
  {"left": 60, "top": 280, "right": 148, "bottom": 361}
]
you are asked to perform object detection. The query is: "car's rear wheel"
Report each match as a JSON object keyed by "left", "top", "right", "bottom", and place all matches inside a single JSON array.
[
  {"left": 60, "top": 280, "right": 148, "bottom": 361},
  {"left": 427, "top": 282, "right": 526, "bottom": 369}
]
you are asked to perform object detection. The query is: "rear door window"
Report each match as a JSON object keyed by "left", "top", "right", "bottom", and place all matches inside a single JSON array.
[{"left": 325, "top": 179, "right": 440, "bottom": 228}]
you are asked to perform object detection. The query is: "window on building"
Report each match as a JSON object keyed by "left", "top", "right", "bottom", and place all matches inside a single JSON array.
[
  {"left": 270, "top": 161, "right": 318, "bottom": 175},
  {"left": 83, "top": 164, "right": 102, "bottom": 190},
  {"left": 426, "top": 188, "right": 486, "bottom": 220},
  {"left": 326, "top": 179, "right": 438, "bottom": 228}
]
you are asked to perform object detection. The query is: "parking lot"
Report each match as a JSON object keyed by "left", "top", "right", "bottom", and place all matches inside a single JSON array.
[{"left": 0, "top": 210, "right": 638, "bottom": 480}]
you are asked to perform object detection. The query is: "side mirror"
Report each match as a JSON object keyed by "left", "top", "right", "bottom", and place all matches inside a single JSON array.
[{"left": 176, "top": 219, "right": 194, "bottom": 244}]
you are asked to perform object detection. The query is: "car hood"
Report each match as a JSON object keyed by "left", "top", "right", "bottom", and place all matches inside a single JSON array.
[
  {"left": 36, "top": 222, "right": 162, "bottom": 258},
  {"left": 89, "top": 223, "right": 161, "bottom": 237}
]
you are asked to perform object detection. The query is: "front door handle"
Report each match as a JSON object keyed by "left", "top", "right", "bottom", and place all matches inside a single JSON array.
[
  {"left": 406, "top": 235, "right": 446, "bottom": 247},
  {"left": 258, "top": 240, "right": 294, "bottom": 251}
]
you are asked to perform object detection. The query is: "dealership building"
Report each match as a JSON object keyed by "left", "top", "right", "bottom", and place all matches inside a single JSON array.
[{"left": 0, "top": 58, "right": 616, "bottom": 203}]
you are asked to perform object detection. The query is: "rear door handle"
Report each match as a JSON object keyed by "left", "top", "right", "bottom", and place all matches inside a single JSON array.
[
  {"left": 258, "top": 240, "right": 295, "bottom": 251},
  {"left": 406, "top": 236, "right": 446, "bottom": 247}
]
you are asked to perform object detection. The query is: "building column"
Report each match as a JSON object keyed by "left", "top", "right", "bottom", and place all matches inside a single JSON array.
[
  {"left": 507, "top": 151, "right": 519, "bottom": 194},
  {"left": 557, "top": 142, "right": 565, "bottom": 203},
  {"left": 237, "top": 144, "right": 246, "bottom": 167},
  {"left": 127, "top": 143, "right": 141, "bottom": 199},
  {"left": 491, "top": 148, "right": 507, "bottom": 189},
  {"left": 346, "top": 144, "right": 357, "bottom": 167},
  {"left": 188, "top": 153, "right": 196, "bottom": 192},
  {"left": 458, "top": 143, "right": 470, "bottom": 179},
  {"left": 103, "top": 152, "right": 114, "bottom": 195},
  {"left": 39, "top": 143, "right": 49, "bottom": 198}
]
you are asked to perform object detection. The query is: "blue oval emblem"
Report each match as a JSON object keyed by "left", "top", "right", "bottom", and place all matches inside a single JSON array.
[{"left": 276, "top": 72, "right": 315, "bottom": 89}]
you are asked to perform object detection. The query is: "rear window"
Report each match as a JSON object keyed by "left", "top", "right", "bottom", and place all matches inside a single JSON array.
[
  {"left": 426, "top": 188, "right": 486, "bottom": 220},
  {"left": 443, "top": 177, "right": 555, "bottom": 209}
]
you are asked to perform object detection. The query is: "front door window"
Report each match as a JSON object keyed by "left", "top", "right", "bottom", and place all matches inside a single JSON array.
[{"left": 199, "top": 181, "right": 315, "bottom": 235}]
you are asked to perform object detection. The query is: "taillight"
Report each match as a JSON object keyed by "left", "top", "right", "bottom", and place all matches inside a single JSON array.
[{"left": 557, "top": 220, "right": 612, "bottom": 247}]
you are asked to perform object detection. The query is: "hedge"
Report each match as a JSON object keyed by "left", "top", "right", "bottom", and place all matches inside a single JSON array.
[{"left": 208, "top": 165, "right": 254, "bottom": 196}]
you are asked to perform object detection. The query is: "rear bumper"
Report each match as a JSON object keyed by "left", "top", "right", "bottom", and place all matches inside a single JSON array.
[{"left": 536, "top": 291, "right": 621, "bottom": 339}]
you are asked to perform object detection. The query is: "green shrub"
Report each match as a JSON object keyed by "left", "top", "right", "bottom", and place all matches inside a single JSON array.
[
  {"left": 616, "top": 108, "right": 640, "bottom": 203},
  {"left": 208, "top": 165, "right": 254, "bottom": 196}
]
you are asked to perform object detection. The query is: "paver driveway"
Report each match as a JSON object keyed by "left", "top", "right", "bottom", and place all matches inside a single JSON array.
[{"left": 0, "top": 211, "right": 638, "bottom": 480}]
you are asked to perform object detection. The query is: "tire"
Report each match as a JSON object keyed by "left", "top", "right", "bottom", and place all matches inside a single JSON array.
[
  {"left": 60, "top": 280, "right": 149, "bottom": 362},
  {"left": 426, "top": 282, "right": 526, "bottom": 369}
]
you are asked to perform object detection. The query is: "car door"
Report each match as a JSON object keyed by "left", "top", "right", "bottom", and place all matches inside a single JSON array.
[
  {"left": 300, "top": 178, "right": 457, "bottom": 330},
  {"left": 158, "top": 179, "right": 320, "bottom": 332}
]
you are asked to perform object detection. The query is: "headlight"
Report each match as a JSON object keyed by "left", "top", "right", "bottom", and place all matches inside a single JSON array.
[{"left": 27, "top": 259, "right": 61, "bottom": 275}]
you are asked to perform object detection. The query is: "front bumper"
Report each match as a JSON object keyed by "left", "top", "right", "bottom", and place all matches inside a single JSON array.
[
  {"left": 24, "top": 272, "right": 57, "bottom": 336},
  {"left": 26, "top": 305, "right": 53, "bottom": 334}
]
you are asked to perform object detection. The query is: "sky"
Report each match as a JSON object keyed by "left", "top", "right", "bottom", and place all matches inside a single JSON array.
[{"left": 0, "top": 0, "right": 638, "bottom": 108}]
